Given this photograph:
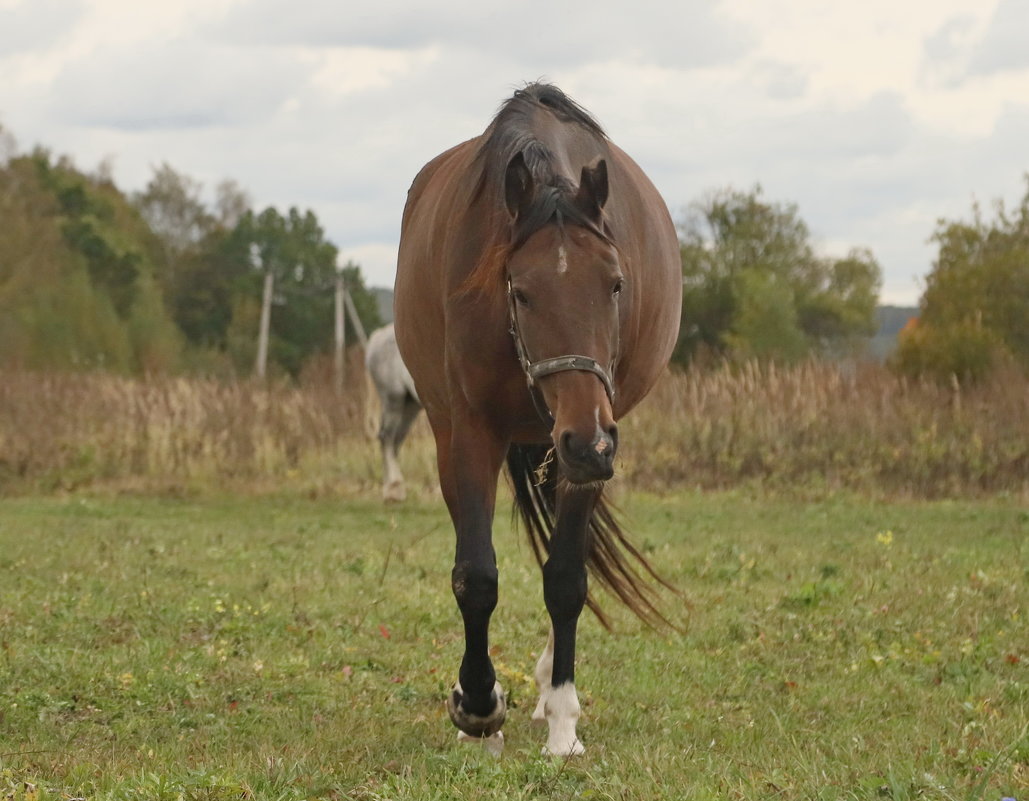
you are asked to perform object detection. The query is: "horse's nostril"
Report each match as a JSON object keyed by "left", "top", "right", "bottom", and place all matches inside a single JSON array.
[{"left": 558, "top": 427, "right": 616, "bottom": 465}]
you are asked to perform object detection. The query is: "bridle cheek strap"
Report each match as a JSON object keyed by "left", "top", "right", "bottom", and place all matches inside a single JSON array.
[{"left": 507, "top": 278, "right": 617, "bottom": 427}]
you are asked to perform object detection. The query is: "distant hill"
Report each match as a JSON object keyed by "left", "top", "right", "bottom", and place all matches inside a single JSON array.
[{"left": 868, "top": 305, "right": 918, "bottom": 361}]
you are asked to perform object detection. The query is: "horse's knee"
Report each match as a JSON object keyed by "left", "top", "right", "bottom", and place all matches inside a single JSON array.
[
  {"left": 379, "top": 421, "right": 400, "bottom": 447},
  {"left": 542, "top": 561, "right": 587, "bottom": 619},
  {"left": 452, "top": 562, "right": 498, "bottom": 616}
]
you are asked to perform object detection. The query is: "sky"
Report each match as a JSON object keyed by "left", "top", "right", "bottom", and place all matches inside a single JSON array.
[{"left": 2, "top": 0, "right": 1028, "bottom": 304}]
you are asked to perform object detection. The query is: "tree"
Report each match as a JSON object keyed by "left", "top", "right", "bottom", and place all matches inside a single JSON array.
[
  {"left": 131, "top": 165, "right": 252, "bottom": 355},
  {"left": 214, "top": 179, "right": 250, "bottom": 230},
  {"left": 133, "top": 164, "right": 224, "bottom": 318},
  {"left": 0, "top": 150, "right": 181, "bottom": 371},
  {"left": 0, "top": 129, "right": 379, "bottom": 378},
  {"left": 134, "top": 163, "right": 215, "bottom": 258},
  {"left": 0, "top": 124, "right": 16, "bottom": 165},
  {"left": 222, "top": 207, "right": 382, "bottom": 376},
  {"left": 892, "top": 178, "right": 1029, "bottom": 381},
  {"left": 675, "top": 186, "right": 881, "bottom": 366},
  {"left": 727, "top": 270, "right": 807, "bottom": 362},
  {"left": 132, "top": 173, "right": 382, "bottom": 377}
]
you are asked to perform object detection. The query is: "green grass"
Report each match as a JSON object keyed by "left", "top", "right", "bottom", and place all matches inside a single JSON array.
[{"left": 1, "top": 490, "right": 1027, "bottom": 800}]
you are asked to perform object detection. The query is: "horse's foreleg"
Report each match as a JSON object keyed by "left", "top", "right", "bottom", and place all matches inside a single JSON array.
[
  {"left": 380, "top": 441, "right": 405, "bottom": 503},
  {"left": 381, "top": 395, "right": 422, "bottom": 502},
  {"left": 437, "top": 422, "right": 508, "bottom": 747},
  {"left": 379, "top": 397, "right": 408, "bottom": 502},
  {"left": 536, "top": 484, "right": 599, "bottom": 756}
]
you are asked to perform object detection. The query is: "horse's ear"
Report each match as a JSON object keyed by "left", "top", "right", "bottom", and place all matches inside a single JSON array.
[
  {"left": 575, "top": 158, "right": 608, "bottom": 221},
  {"left": 505, "top": 152, "right": 534, "bottom": 220}
]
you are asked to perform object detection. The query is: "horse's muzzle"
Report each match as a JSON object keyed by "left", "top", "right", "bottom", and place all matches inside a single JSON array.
[{"left": 557, "top": 424, "right": 618, "bottom": 484}]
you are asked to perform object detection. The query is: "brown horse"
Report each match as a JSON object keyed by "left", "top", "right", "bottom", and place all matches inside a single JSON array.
[{"left": 393, "top": 83, "right": 681, "bottom": 756}]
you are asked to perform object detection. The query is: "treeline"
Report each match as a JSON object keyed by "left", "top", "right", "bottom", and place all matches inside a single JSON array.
[
  {"left": 674, "top": 185, "right": 882, "bottom": 366},
  {"left": 674, "top": 181, "right": 1029, "bottom": 381},
  {"left": 2, "top": 125, "right": 1027, "bottom": 383},
  {"left": 892, "top": 180, "right": 1029, "bottom": 381},
  {"left": 0, "top": 140, "right": 381, "bottom": 378}
]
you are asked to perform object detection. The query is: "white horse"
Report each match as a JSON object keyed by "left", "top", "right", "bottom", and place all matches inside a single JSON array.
[{"left": 365, "top": 323, "right": 422, "bottom": 502}]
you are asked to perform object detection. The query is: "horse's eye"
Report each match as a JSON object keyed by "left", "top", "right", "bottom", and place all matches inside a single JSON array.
[
  {"left": 513, "top": 289, "right": 529, "bottom": 307},
  {"left": 612, "top": 278, "right": 624, "bottom": 296}
]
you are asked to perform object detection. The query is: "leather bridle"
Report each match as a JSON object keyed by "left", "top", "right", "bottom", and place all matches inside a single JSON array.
[{"left": 506, "top": 276, "right": 617, "bottom": 428}]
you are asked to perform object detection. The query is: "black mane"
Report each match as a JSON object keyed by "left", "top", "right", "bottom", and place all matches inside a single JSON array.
[
  {"left": 505, "top": 83, "right": 606, "bottom": 139},
  {"left": 474, "top": 83, "right": 610, "bottom": 247}
]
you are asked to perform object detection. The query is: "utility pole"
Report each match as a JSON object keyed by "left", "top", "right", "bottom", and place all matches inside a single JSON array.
[
  {"left": 253, "top": 244, "right": 273, "bottom": 380},
  {"left": 342, "top": 285, "right": 367, "bottom": 348},
  {"left": 334, "top": 259, "right": 369, "bottom": 394},
  {"left": 334, "top": 267, "right": 346, "bottom": 395}
]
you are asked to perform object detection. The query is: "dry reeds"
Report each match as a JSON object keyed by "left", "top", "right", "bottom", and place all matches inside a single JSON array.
[
  {"left": 0, "top": 353, "right": 424, "bottom": 493},
  {"left": 621, "top": 361, "right": 1029, "bottom": 496},
  {"left": 1, "top": 360, "right": 1026, "bottom": 497}
]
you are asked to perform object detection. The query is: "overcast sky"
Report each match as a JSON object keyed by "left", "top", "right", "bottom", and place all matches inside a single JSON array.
[{"left": 3, "top": 0, "right": 1028, "bottom": 304}]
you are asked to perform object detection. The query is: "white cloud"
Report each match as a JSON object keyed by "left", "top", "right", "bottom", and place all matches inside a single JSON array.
[
  {"left": 0, "top": 0, "right": 84, "bottom": 55},
  {"left": 307, "top": 46, "right": 441, "bottom": 97},
  {"left": 339, "top": 242, "right": 399, "bottom": 288},
  {"left": 967, "top": 0, "right": 1029, "bottom": 75},
  {"left": 47, "top": 40, "right": 310, "bottom": 129},
  {"left": 209, "top": 1, "right": 754, "bottom": 70},
  {"left": 2, "top": 0, "right": 1027, "bottom": 306}
]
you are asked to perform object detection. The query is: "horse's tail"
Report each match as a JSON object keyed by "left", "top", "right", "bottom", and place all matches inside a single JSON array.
[{"left": 506, "top": 442, "right": 676, "bottom": 631}]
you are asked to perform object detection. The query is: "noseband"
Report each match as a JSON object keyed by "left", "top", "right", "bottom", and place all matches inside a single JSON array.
[{"left": 506, "top": 277, "right": 616, "bottom": 428}]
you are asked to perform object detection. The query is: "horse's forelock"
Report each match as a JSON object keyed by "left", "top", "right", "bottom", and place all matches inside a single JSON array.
[
  {"left": 511, "top": 189, "right": 609, "bottom": 251},
  {"left": 462, "top": 83, "right": 611, "bottom": 294}
]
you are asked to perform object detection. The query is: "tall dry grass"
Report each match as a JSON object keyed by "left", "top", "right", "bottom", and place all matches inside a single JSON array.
[
  {"left": 0, "top": 352, "right": 432, "bottom": 495},
  {"left": 1, "top": 360, "right": 1026, "bottom": 497},
  {"left": 621, "top": 361, "right": 1028, "bottom": 496}
]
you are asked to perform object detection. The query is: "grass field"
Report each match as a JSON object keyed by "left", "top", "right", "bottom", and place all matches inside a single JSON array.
[{"left": 1, "top": 489, "right": 1027, "bottom": 800}]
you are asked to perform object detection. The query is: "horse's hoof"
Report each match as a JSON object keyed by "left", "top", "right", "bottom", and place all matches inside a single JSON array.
[
  {"left": 382, "top": 481, "right": 407, "bottom": 503},
  {"left": 446, "top": 681, "right": 506, "bottom": 738},
  {"left": 538, "top": 684, "right": 584, "bottom": 756},
  {"left": 543, "top": 738, "right": 585, "bottom": 757},
  {"left": 457, "top": 729, "right": 505, "bottom": 755}
]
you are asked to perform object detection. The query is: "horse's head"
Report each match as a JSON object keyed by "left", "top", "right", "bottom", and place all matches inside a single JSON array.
[{"left": 505, "top": 155, "right": 623, "bottom": 484}]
